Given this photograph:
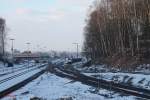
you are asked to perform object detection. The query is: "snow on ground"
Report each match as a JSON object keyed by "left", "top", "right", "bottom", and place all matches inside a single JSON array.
[
  {"left": 0, "top": 63, "right": 35, "bottom": 74},
  {"left": 2, "top": 73, "right": 137, "bottom": 100},
  {"left": 72, "top": 61, "right": 150, "bottom": 90},
  {"left": 84, "top": 72, "right": 150, "bottom": 90},
  {"left": 0, "top": 62, "right": 4, "bottom": 68},
  {"left": 51, "top": 58, "right": 66, "bottom": 65},
  {"left": 0, "top": 63, "right": 42, "bottom": 80},
  {"left": 0, "top": 63, "right": 35, "bottom": 76},
  {"left": 73, "top": 60, "right": 150, "bottom": 74},
  {"left": 0, "top": 64, "right": 46, "bottom": 92}
]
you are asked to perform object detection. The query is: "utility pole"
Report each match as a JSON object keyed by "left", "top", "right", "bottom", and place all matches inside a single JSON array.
[
  {"left": 10, "top": 39, "right": 15, "bottom": 60},
  {"left": 10, "top": 39, "right": 15, "bottom": 72},
  {"left": 73, "top": 43, "right": 79, "bottom": 58},
  {"left": 26, "top": 43, "right": 30, "bottom": 52},
  {"left": 26, "top": 42, "right": 30, "bottom": 69}
]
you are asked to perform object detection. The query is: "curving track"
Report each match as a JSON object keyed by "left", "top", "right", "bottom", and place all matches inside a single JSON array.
[{"left": 52, "top": 66, "right": 150, "bottom": 100}]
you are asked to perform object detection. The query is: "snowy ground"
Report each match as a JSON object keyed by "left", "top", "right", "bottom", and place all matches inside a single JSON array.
[
  {"left": 0, "top": 62, "right": 4, "bottom": 68},
  {"left": 2, "top": 73, "right": 137, "bottom": 100},
  {"left": 0, "top": 63, "right": 35, "bottom": 75},
  {"left": 84, "top": 72, "right": 150, "bottom": 90},
  {"left": 73, "top": 62, "right": 150, "bottom": 74},
  {"left": 72, "top": 62, "right": 150, "bottom": 90},
  {"left": 51, "top": 58, "right": 66, "bottom": 65},
  {"left": 0, "top": 63, "right": 46, "bottom": 92}
]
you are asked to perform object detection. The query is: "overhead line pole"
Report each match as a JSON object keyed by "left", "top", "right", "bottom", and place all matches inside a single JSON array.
[
  {"left": 26, "top": 42, "right": 31, "bottom": 70},
  {"left": 10, "top": 38, "right": 15, "bottom": 72},
  {"left": 73, "top": 43, "right": 79, "bottom": 58}
]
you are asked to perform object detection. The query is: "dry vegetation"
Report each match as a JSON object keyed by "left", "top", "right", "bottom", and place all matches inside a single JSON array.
[{"left": 83, "top": 0, "right": 150, "bottom": 68}]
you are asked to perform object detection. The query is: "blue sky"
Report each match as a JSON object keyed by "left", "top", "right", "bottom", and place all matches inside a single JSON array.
[{"left": 0, "top": 0, "right": 94, "bottom": 52}]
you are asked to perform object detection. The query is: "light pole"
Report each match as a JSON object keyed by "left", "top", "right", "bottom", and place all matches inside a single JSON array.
[
  {"left": 37, "top": 45, "right": 41, "bottom": 65},
  {"left": 10, "top": 39, "right": 15, "bottom": 72},
  {"left": 73, "top": 43, "right": 79, "bottom": 58},
  {"left": 26, "top": 42, "right": 30, "bottom": 69},
  {"left": 26, "top": 42, "right": 30, "bottom": 52},
  {"left": 10, "top": 39, "right": 15, "bottom": 61}
]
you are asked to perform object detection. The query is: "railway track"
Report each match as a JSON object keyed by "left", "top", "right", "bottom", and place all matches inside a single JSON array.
[
  {"left": 0, "top": 69, "right": 46, "bottom": 99},
  {"left": 53, "top": 67, "right": 150, "bottom": 100},
  {"left": 0, "top": 64, "right": 36, "bottom": 77},
  {"left": 0, "top": 64, "right": 45, "bottom": 84},
  {"left": 0, "top": 64, "right": 47, "bottom": 98},
  {"left": 0, "top": 63, "right": 29, "bottom": 72}
]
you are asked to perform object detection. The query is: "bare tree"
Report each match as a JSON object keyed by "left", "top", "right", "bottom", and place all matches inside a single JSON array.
[
  {"left": 0, "top": 18, "right": 6, "bottom": 61},
  {"left": 83, "top": 0, "right": 150, "bottom": 63}
]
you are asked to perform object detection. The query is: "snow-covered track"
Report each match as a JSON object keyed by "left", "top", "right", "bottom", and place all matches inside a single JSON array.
[
  {"left": 0, "top": 70, "right": 45, "bottom": 99},
  {"left": 53, "top": 67, "right": 150, "bottom": 99},
  {"left": 0, "top": 64, "right": 35, "bottom": 77},
  {"left": 0, "top": 64, "right": 47, "bottom": 99},
  {"left": 0, "top": 63, "right": 28, "bottom": 73},
  {"left": 0, "top": 65, "right": 44, "bottom": 84}
]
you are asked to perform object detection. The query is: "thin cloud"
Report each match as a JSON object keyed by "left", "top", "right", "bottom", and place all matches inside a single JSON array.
[
  {"left": 1, "top": 0, "right": 94, "bottom": 51},
  {"left": 15, "top": 8, "right": 66, "bottom": 21},
  {"left": 16, "top": 8, "right": 29, "bottom": 15}
]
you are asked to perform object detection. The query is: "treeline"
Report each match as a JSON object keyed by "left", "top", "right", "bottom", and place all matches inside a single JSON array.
[
  {"left": 0, "top": 18, "right": 6, "bottom": 60},
  {"left": 83, "top": 0, "right": 150, "bottom": 62}
]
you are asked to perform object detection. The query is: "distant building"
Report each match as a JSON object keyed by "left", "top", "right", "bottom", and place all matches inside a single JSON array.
[
  {"left": 14, "top": 51, "right": 50, "bottom": 62},
  {"left": 13, "top": 49, "right": 21, "bottom": 54},
  {"left": 14, "top": 51, "right": 40, "bottom": 61}
]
